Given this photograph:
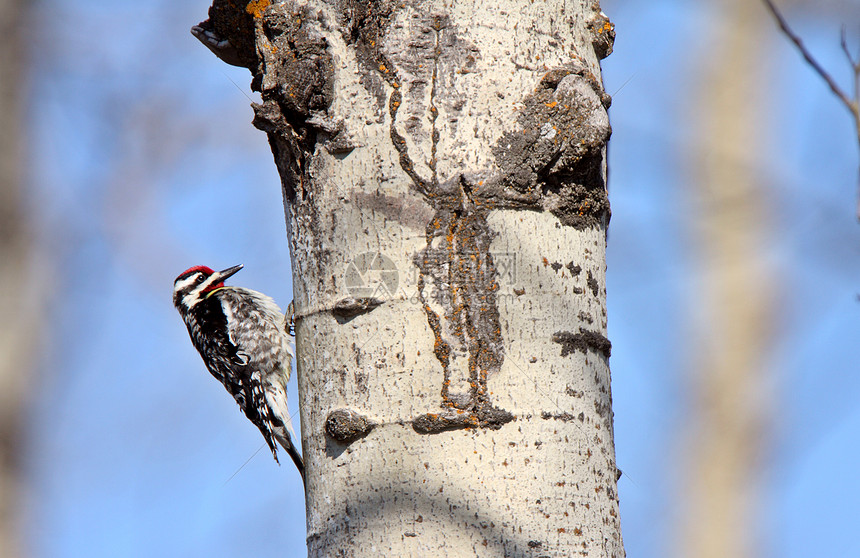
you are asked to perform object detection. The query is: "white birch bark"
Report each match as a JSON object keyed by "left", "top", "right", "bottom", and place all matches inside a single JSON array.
[{"left": 197, "top": 0, "right": 622, "bottom": 555}]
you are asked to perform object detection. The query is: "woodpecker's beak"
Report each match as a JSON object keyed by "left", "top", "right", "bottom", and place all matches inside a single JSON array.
[{"left": 214, "top": 264, "right": 244, "bottom": 283}]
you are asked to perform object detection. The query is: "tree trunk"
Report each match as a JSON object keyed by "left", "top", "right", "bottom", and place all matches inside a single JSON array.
[{"left": 198, "top": 1, "right": 622, "bottom": 555}]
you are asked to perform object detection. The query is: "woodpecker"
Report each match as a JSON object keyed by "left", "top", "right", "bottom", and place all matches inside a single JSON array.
[{"left": 173, "top": 264, "right": 304, "bottom": 480}]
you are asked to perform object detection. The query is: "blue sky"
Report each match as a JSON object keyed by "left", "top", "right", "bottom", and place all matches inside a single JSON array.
[{"left": 21, "top": 0, "right": 860, "bottom": 556}]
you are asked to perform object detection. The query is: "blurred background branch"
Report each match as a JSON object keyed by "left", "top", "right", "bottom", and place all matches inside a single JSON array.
[
  {"left": 677, "top": 1, "right": 774, "bottom": 556},
  {"left": 0, "top": 0, "right": 44, "bottom": 556}
]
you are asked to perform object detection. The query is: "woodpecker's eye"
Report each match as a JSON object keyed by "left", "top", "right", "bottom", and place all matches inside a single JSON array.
[{"left": 196, "top": 274, "right": 205, "bottom": 284}]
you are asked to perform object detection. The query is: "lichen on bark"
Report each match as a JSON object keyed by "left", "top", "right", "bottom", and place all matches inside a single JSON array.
[{"left": 411, "top": 188, "right": 514, "bottom": 431}]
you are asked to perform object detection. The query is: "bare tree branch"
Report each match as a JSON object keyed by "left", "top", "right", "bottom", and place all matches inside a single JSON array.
[
  {"left": 761, "top": 0, "right": 860, "bottom": 218},
  {"left": 840, "top": 26, "right": 860, "bottom": 101},
  {"left": 840, "top": 27, "right": 858, "bottom": 70},
  {"left": 762, "top": 0, "right": 856, "bottom": 112}
]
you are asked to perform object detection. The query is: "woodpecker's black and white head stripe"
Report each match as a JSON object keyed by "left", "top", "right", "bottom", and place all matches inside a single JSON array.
[{"left": 173, "top": 264, "right": 243, "bottom": 311}]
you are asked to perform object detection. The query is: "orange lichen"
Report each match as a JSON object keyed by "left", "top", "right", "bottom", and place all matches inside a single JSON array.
[
  {"left": 245, "top": 0, "right": 270, "bottom": 18},
  {"left": 578, "top": 200, "right": 591, "bottom": 216}
]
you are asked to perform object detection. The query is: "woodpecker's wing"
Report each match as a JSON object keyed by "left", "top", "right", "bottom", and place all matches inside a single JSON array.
[
  {"left": 185, "top": 297, "right": 249, "bottom": 400},
  {"left": 218, "top": 287, "right": 300, "bottom": 450},
  {"left": 218, "top": 287, "right": 294, "bottom": 377}
]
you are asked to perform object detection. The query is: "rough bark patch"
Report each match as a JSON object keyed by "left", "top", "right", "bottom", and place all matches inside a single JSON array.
[
  {"left": 551, "top": 329, "right": 612, "bottom": 358},
  {"left": 256, "top": 8, "right": 334, "bottom": 118},
  {"left": 586, "top": 270, "right": 600, "bottom": 296},
  {"left": 200, "top": 0, "right": 262, "bottom": 69},
  {"left": 412, "top": 406, "right": 514, "bottom": 434},
  {"left": 325, "top": 408, "right": 375, "bottom": 444},
  {"left": 586, "top": 8, "right": 616, "bottom": 60},
  {"left": 338, "top": 0, "right": 399, "bottom": 115},
  {"left": 244, "top": 3, "right": 337, "bottom": 201},
  {"left": 540, "top": 411, "right": 580, "bottom": 422},
  {"left": 490, "top": 62, "right": 612, "bottom": 229},
  {"left": 332, "top": 297, "right": 384, "bottom": 321}
]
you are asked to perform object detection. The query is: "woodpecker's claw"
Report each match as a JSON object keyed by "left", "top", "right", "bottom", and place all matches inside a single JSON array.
[{"left": 286, "top": 301, "right": 296, "bottom": 336}]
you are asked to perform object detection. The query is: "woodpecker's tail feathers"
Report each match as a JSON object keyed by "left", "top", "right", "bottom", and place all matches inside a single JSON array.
[
  {"left": 265, "top": 437, "right": 281, "bottom": 465},
  {"left": 275, "top": 429, "right": 305, "bottom": 481}
]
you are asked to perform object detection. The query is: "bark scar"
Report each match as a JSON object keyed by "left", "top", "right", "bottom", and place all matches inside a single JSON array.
[
  {"left": 552, "top": 329, "right": 612, "bottom": 359},
  {"left": 338, "top": 5, "right": 513, "bottom": 433},
  {"left": 380, "top": 14, "right": 513, "bottom": 433},
  {"left": 325, "top": 408, "right": 375, "bottom": 444},
  {"left": 332, "top": 297, "right": 384, "bottom": 321},
  {"left": 412, "top": 177, "right": 514, "bottom": 432}
]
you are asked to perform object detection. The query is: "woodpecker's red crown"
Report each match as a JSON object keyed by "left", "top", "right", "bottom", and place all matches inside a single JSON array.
[{"left": 180, "top": 265, "right": 215, "bottom": 276}]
